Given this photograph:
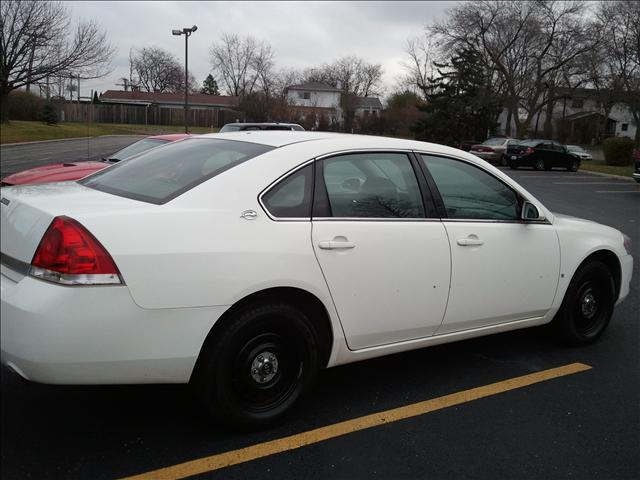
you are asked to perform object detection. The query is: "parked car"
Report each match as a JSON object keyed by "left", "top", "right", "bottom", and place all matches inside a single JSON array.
[
  {"left": 470, "top": 138, "right": 521, "bottom": 166},
  {"left": 507, "top": 139, "right": 581, "bottom": 171},
  {"left": 1, "top": 132, "right": 633, "bottom": 428},
  {"left": 456, "top": 139, "right": 482, "bottom": 152},
  {"left": 220, "top": 122, "right": 305, "bottom": 133},
  {"left": 565, "top": 145, "right": 593, "bottom": 160},
  {"left": 0, "top": 134, "right": 191, "bottom": 186},
  {"left": 633, "top": 149, "right": 640, "bottom": 183}
]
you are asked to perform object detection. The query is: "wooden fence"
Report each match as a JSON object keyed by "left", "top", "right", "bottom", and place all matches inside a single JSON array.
[{"left": 61, "top": 103, "right": 244, "bottom": 128}]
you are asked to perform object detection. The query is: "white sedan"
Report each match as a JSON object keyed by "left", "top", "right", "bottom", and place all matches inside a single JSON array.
[{"left": 0, "top": 132, "right": 633, "bottom": 427}]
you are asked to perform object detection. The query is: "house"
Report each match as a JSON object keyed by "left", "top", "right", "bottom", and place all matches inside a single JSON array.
[
  {"left": 100, "top": 90, "right": 239, "bottom": 110},
  {"left": 285, "top": 82, "right": 384, "bottom": 127},
  {"left": 497, "top": 87, "right": 637, "bottom": 144},
  {"left": 355, "top": 97, "right": 383, "bottom": 117},
  {"left": 285, "top": 82, "right": 343, "bottom": 125}
]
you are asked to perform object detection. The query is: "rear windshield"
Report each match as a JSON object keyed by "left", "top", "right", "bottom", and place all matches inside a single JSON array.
[
  {"left": 219, "top": 125, "right": 241, "bottom": 132},
  {"left": 80, "top": 138, "right": 274, "bottom": 204},
  {"left": 482, "top": 137, "right": 507, "bottom": 146},
  {"left": 108, "top": 138, "right": 169, "bottom": 161}
]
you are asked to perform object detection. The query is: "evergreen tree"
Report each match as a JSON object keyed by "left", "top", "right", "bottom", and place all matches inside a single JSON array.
[
  {"left": 413, "top": 47, "right": 501, "bottom": 146},
  {"left": 91, "top": 91, "right": 100, "bottom": 104},
  {"left": 200, "top": 74, "right": 220, "bottom": 95},
  {"left": 40, "top": 102, "right": 58, "bottom": 125}
]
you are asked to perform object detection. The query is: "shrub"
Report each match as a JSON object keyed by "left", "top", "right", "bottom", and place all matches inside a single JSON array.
[
  {"left": 40, "top": 102, "right": 59, "bottom": 125},
  {"left": 602, "top": 136, "right": 635, "bottom": 166},
  {"left": 8, "top": 89, "right": 45, "bottom": 121}
]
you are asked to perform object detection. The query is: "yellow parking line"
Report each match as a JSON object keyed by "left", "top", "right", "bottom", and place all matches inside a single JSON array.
[{"left": 121, "top": 363, "right": 592, "bottom": 480}]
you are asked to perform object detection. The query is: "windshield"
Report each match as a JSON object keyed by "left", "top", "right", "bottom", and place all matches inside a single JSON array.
[
  {"left": 107, "top": 138, "right": 170, "bottom": 162},
  {"left": 81, "top": 138, "right": 274, "bottom": 204},
  {"left": 520, "top": 140, "right": 542, "bottom": 147}
]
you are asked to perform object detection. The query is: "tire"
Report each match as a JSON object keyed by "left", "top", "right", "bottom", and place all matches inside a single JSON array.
[
  {"left": 552, "top": 261, "right": 615, "bottom": 346},
  {"left": 509, "top": 162, "right": 518, "bottom": 170},
  {"left": 500, "top": 155, "right": 507, "bottom": 167},
  {"left": 192, "top": 303, "right": 320, "bottom": 428},
  {"left": 534, "top": 159, "right": 545, "bottom": 171},
  {"left": 569, "top": 160, "right": 579, "bottom": 172}
]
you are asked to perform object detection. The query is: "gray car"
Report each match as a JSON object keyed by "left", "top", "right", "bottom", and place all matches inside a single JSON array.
[{"left": 470, "top": 137, "right": 521, "bottom": 166}]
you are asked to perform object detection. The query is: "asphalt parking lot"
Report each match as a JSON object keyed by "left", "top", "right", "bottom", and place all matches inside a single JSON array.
[
  {"left": 0, "top": 135, "right": 145, "bottom": 177},
  {"left": 1, "top": 163, "right": 639, "bottom": 480}
]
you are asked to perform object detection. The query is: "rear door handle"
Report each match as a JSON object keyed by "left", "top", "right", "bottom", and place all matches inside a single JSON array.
[
  {"left": 318, "top": 240, "right": 356, "bottom": 250},
  {"left": 457, "top": 235, "right": 484, "bottom": 246}
]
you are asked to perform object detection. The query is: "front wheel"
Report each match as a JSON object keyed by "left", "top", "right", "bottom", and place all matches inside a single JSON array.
[
  {"left": 192, "top": 303, "right": 320, "bottom": 428},
  {"left": 552, "top": 261, "right": 615, "bottom": 345},
  {"left": 569, "top": 160, "right": 579, "bottom": 172},
  {"left": 535, "top": 159, "right": 545, "bottom": 171}
]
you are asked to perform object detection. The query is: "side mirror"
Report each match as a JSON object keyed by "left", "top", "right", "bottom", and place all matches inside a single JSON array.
[{"left": 521, "top": 201, "right": 545, "bottom": 221}]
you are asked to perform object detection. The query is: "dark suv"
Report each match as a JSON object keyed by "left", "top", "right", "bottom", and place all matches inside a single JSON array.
[{"left": 220, "top": 122, "right": 305, "bottom": 133}]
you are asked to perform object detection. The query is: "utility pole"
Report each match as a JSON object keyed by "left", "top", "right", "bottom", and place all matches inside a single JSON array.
[{"left": 172, "top": 25, "right": 198, "bottom": 133}]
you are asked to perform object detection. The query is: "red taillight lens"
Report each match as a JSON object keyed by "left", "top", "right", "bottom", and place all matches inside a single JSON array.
[{"left": 30, "top": 216, "right": 121, "bottom": 285}]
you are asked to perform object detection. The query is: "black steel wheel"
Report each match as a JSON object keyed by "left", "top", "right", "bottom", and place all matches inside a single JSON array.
[
  {"left": 192, "top": 303, "right": 320, "bottom": 428},
  {"left": 553, "top": 261, "right": 615, "bottom": 345}
]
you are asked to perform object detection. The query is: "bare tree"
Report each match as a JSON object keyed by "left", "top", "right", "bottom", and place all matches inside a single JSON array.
[
  {"left": 0, "top": 0, "right": 115, "bottom": 122},
  {"left": 210, "top": 33, "right": 267, "bottom": 96},
  {"left": 301, "top": 56, "right": 383, "bottom": 96},
  {"left": 129, "top": 46, "right": 196, "bottom": 93},
  {"left": 400, "top": 35, "right": 438, "bottom": 99},
  {"left": 429, "top": 0, "right": 600, "bottom": 137},
  {"left": 596, "top": 0, "right": 640, "bottom": 145}
]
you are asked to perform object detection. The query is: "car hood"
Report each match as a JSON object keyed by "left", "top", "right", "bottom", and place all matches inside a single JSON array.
[{"left": 1, "top": 161, "right": 108, "bottom": 186}]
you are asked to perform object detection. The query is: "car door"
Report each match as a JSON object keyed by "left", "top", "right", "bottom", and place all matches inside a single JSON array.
[
  {"left": 418, "top": 154, "right": 560, "bottom": 334},
  {"left": 311, "top": 152, "right": 451, "bottom": 350}
]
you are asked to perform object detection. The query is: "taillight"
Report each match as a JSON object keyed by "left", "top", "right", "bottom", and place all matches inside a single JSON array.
[
  {"left": 524, "top": 147, "right": 535, "bottom": 155},
  {"left": 30, "top": 216, "right": 122, "bottom": 285}
]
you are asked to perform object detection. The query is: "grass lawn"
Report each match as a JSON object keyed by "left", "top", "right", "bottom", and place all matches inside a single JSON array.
[
  {"left": 579, "top": 159, "right": 634, "bottom": 177},
  {"left": 0, "top": 121, "right": 217, "bottom": 144}
]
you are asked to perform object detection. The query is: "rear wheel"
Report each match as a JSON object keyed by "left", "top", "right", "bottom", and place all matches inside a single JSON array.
[
  {"left": 499, "top": 155, "right": 507, "bottom": 167},
  {"left": 193, "top": 303, "right": 320, "bottom": 428},
  {"left": 553, "top": 261, "right": 615, "bottom": 345}
]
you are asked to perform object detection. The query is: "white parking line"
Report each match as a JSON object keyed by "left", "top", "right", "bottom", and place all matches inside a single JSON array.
[
  {"left": 553, "top": 182, "right": 634, "bottom": 185},
  {"left": 595, "top": 190, "right": 640, "bottom": 194}
]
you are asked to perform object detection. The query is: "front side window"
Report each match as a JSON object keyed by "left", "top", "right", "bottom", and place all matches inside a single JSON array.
[
  {"left": 262, "top": 164, "right": 313, "bottom": 218},
  {"left": 81, "top": 138, "right": 274, "bottom": 204},
  {"left": 420, "top": 155, "right": 520, "bottom": 220},
  {"left": 320, "top": 153, "right": 425, "bottom": 218}
]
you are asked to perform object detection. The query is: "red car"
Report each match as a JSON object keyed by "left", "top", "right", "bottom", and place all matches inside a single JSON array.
[{"left": 1, "top": 134, "right": 191, "bottom": 186}]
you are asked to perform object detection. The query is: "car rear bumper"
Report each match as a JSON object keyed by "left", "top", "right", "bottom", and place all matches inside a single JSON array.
[{"left": 0, "top": 269, "right": 228, "bottom": 384}]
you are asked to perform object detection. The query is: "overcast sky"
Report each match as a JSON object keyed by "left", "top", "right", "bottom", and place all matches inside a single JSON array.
[{"left": 64, "top": 1, "right": 457, "bottom": 99}]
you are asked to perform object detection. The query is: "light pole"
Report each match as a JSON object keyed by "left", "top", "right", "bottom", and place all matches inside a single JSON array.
[{"left": 172, "top": 25, "right": 197, "bottom": 133}]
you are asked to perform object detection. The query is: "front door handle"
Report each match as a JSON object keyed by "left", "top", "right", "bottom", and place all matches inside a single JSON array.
[
  {"left": 318, "top": 239, "right": 356, "bottom": 250},
  {"left": 457, "top": 235, "right": 484, "bottom": 246}
]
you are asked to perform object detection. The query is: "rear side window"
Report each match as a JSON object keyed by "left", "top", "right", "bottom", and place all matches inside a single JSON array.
[
  {"left": 80, "top": 138, "right": 273, "bottom": 204},
  {"left": 320, "top": 153, "right": 425, "bottom": 218},
  {"left": 262, "top": 164, "right": 313, "bottom": 218}
]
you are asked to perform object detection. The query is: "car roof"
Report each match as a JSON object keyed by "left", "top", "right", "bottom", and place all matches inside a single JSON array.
[
  {"left": 197, "top": 131, "right": 484, "bottom": 159},
  {"left": 223, "top": 122, "right": 301, "bottom": 127}
]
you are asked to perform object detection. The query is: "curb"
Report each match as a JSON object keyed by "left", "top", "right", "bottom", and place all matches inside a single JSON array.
[{"left": 0, "top": 134, "right": 145, "bottom": 148}]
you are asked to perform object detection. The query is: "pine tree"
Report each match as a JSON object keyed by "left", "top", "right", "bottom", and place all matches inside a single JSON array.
[
  {"left": 413, "top": 47, "right": 501, "bottom": 146},
  {"left": 200, "top": 74, "right": 220, "bottom": 95}
]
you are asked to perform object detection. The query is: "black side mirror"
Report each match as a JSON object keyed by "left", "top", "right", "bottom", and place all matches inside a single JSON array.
[{"left": 521, "top": 201, "right": 545, "bottom": 221}]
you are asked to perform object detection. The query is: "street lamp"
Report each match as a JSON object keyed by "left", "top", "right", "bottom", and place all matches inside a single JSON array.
[{"left": 172, "top": 25, "right": 197, "bottom": 133}]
